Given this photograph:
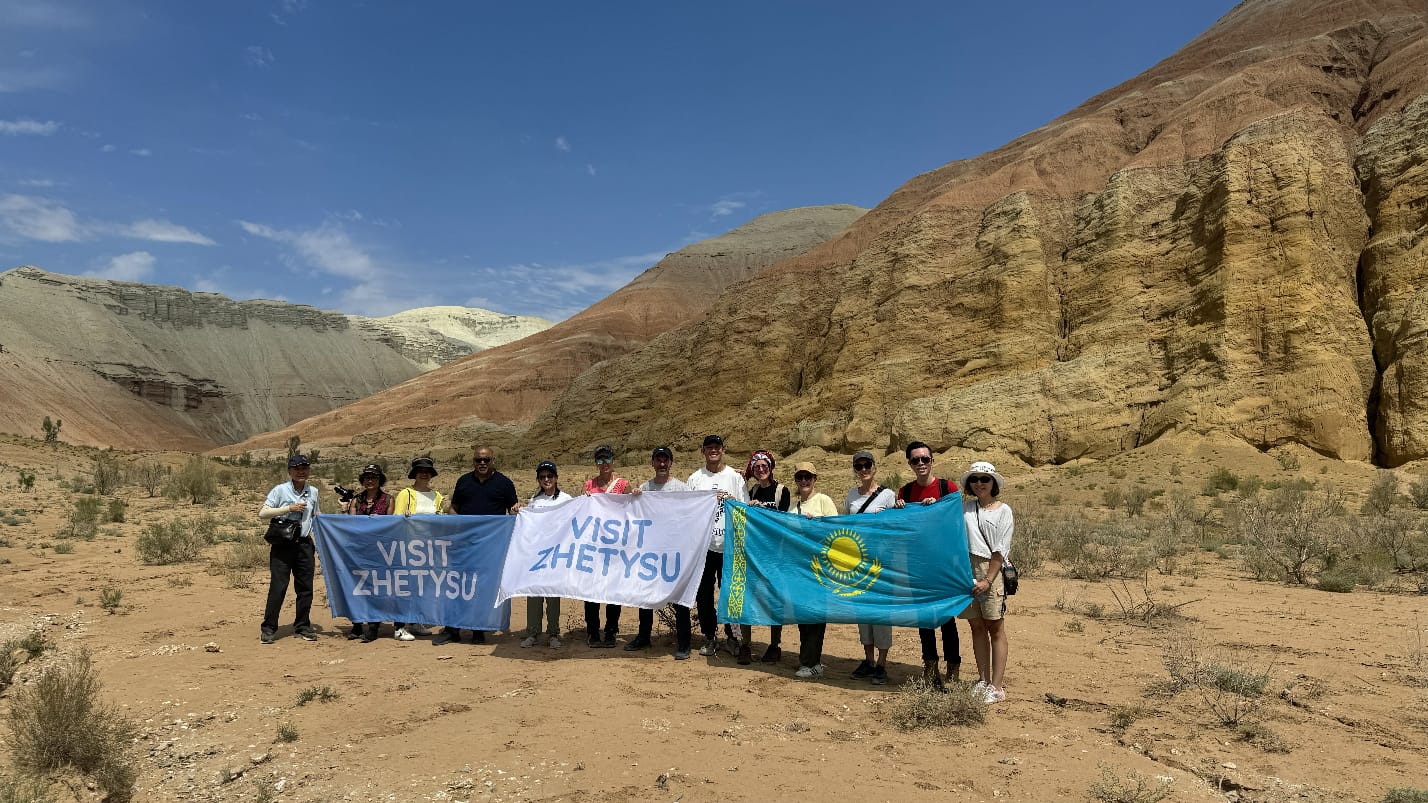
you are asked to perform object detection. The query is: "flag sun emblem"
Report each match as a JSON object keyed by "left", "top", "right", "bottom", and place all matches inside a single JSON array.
[{"left": 812, "top": 528, "right": 882, "bottom": 597}]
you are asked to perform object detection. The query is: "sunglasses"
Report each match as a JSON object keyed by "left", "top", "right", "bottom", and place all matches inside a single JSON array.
[
  {"left": 537, "top": 473, "right": 556, "bottom": 480},
  {"left": 908, "top": 456, "right": 932, "bottom": 465},
  {"left": 794, "top": 474, "right": 815, "bottom": 482},
  {"left": 595, "top": 457, "right": 613, "bottom": 465},
  {"left": 968, "top": 476, "right": 993, "bottom": 484},
  {"left": 473, "top": 457, "right": 492, "bottom": 464},
  {"left": 853, "top": 461, "right": 874, "bottom": 471}
]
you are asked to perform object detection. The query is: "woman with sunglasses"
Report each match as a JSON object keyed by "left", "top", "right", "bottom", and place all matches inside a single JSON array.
[
  {"left": 582, "top": 444, "right": 630, "bottom": 647},
  {"left": 844, "top": 450, "right": 897, "bottom": 685},
  {"left": 522, "top": 461, "right": 571, "bottom": 649},
  {"left": 958, "top": 461, "right": 1014, "bottom": 703},
  {"left": 737, "top": 450, "right": 791, "bottom": 665},
  {"left": 790, "top": 462, "right": 837, "bottom": 678}
]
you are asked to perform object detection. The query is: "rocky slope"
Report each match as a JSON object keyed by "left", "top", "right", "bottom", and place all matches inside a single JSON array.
[
  {"left": 514, "top": 0, "right": 1428, "bottom": 466},
  {"left": 0, "top": 267, "right": 548, "bottom": 449},
  {"left": 224, "top": 205, "right": 867, "bottom": 453}
]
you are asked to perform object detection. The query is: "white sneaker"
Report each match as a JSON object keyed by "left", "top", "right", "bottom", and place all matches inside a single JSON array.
[
  {"left": 548, "top": 636, "right": 562, "bottom": 649},
  {"left": 795, "top": 664, "right": 825, "bottom": 679},
  {"left": 971, "top": 680, "right": 990, "bottom": 700},
  {"left": 394, "top": 627, "right": 415, "bottom": 642},
  {"left": 406, "top": 624, "right": 431, "bottom": 636},
  {"left": 520, "top": 636, "right": 537, "bottom": 648},
  {"left": 984, "top": 686, "right": 1006, "bottom": 704}
]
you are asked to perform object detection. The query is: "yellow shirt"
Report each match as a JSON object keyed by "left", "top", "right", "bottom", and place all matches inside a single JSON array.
[
  {"left": 792, "top": 492, "right": 839, "bottom": 518},
  {"left": 393, "top": 487, "right": 445, "bottom": 515}
]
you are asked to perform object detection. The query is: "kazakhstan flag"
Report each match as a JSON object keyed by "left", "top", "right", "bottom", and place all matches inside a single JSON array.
[{"left": 718, "top": 499, "right": 975, "bottom": 627}]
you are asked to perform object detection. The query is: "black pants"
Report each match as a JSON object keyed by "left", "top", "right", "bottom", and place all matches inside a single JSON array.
[
  {"left": 918, "top": 618, "right": 961, "bottom": 663},
  {"left": 696, "top": 550, "right": 722, "bottom": 639},
  {"left": 263, "top": 538, "right": 315, "bottom": 634},
  {"left": 637, "top": 605, "right": 692, "bottom": 651},
  {"left": 585, "top": 601, "right": 621, "bottom": 637},
  {"left": 798, "top": 623, "right": 826, "bottom": 667}
]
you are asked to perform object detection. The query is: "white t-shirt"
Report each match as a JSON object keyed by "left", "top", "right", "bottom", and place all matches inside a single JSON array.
[
  {"left": 964, "top": 499, "right": 1013, "bottom": 559},
  {"left": 640, "top": 477, "right": 688, "bottom": 492},
  {"left": 408, "top": 489, "right": 440, "bottom": 515},
  {"left": 844, "top": 485, "right": 896, "bottom": 515},
  {"left": 528, "top": 489, "right": 574, "bottom": 509},
  {"left": 685, "top": 465, "right": 748, "bottom": 552}
]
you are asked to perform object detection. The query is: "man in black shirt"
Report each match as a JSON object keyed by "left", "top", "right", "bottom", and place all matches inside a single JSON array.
[{"left": 432, "top": 446, "right": 520, "bottom": 646}]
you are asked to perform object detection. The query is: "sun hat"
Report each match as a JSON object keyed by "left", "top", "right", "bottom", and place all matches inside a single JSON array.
[
  {"left": 357, "top": 463, "right": 387, "bottom": 485},
  {"left": 851, "top": 450, "right": 876, "bottom": 466},
  {"left": 793, "top": 461, "right": 818, "bottom": 478},
  {"left": 287, "top": 454, "right": 310, "bottom": 468},
  {"left": 958, "top": 460, "right": 1007, "bottom": 493},
  {"left": 593, "top": 444, "right": 615, "bottom": 461},
  {"left": 407, "top": 457, "right": 438, "bottom": 479},
  {"left": 536, "top": 460, "right": 558, "bottom": 476},
  {"left": 651, "top": 446, "right": 673, "bottom": 460}
]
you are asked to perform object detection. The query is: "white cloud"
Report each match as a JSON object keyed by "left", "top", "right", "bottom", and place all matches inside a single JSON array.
[
  {"left": 0, "top": 193, "right": 215, "bottom": 245},
  {"left": 85, "top": 251, "right": 155, "bottom": 281},
  {"left": 709, "top": 199, "right": 745, "bottom": 218},
  {"left": 586, "top": 164, "right": 597, "bottom": 176},
  {"left": 0, "top": 119, "right": 59, "bottom": 135},
  {"left": 0, "top": 66, "right": 69, "bottom": 93},
  {"left": 244, "top": 45, "right": 274, "bottom": 67},
  {"left": 464, "top": 250, "right": 667, "bottom": 321},
  {"left": 0, "top": 193, "right": 82, "bottom": 241},
  {"left": 3, "top": 1, "right": 91, "bottom": 29},
  {"left": 128, "top": 147, "right": 151, "bottom": 157},
  {"left": 240, "top": 112, "right": 262, "bottom": 121},
  {"left": 117, "top": 219, "right": 215, "bottom": 245},
  {"left": 16, "top": 178, "right": 56, "bottom": 188},
  {"left": 238, "top": 219, "right": 379, "bottom": 281},
  {"left": 555, "top": 136, "right": 571, "bottom": 153},
  {"left": 100, "top": 143, "right": 115, "bottom": 152}
]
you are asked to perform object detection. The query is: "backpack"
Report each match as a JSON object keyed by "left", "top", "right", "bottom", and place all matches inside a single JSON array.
[{"left": 899, "top": 477, "right": 951, "bottom": 502}]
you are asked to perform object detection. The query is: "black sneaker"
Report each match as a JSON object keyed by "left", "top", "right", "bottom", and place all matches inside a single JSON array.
[
  {"left": 674, "top": 648, "right": 691, "bottom": 660},
  {"left": 346, "top": 626, "right": 365, "bottom": 640},
  {"left": 259, "top": 630, "right": 275, "bottom": 645},
  {"left": 471, "top": 631, "right": 487, "bottom": 644},
  {"left": 737, "top": 642, "right": 752, "bottom": 665},
  {"left": 601, "top": 633, "right": 618, "bottom": 649},
  {"left": 295, "top": 629, "right": 318, "bottom": 642},
  {"left": 624, "top": 635, "right": 652, "bottom": 651},
  {"left": 587, "top": 634, "right": 601, "bottom": 648},
  {"left": 850, "top": 659, "right": 874, "bottom": 679},
  {"left": 760, "top": 645, "right": 782, "bottom": 663},
  {"left": 431, "top": 630, "right": 456, "bottom": 646},
  {"left": 870, "top": 665, "right": 888, "bottom": 685}
]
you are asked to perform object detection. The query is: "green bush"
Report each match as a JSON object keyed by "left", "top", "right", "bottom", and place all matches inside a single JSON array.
[
  {"left": 99, "top": 588, "right": 123, "bottom": 614},
  {"left": 129, "top": 461, "right": 165, "bottom": 498},
  {"left": 1384, "top": 790, "right": 1428, "bottom": 803},
  {"left": 1363, "top": 471, "right": 1399, "bottom": 516},
  {"left": 165, "top": 456, "right": 218, "bottom": 505},
  {"left": 106, "top": 498, "right": 127, "bottom": 524},
  {"left": 63, "top": 497, "right": 103, "bottom": 541},
  {"left": 91, "top": 451, "right": 122, "bottom": 496},
  {"left": 1202, "top": 467, "right": 1238, "bottom": 496},
  {"left": 135, "top": 520, "right": 208, "bottom": 565},
  {"left": 16, "top": 469, "right": 35, "bottom": 491},
  {"left": 1316, "top": 570, "right": 1356, "bottom": 593}
]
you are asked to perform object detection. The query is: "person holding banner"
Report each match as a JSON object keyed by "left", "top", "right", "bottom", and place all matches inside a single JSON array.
[
  {"left": 739, "top": 450, "right": 791, "bottom": 665},
  {"left": 958, "top": 461, "right": 1014, "bottom": 704},
  {"left": 393, "top": 458, "right": 445, "bottom": 515},
  {"left": 435, "top": 447, "right": 519, "bottom": 646},
  {"left": 257, "top": 454, "right": 320, "bottom": 644},
  {"left": 627, "top": 446, "right": 692, "bottom": 657},
  {"left": 582, "top": 444, "right": 630, "bottom": 648},
  {"left": 522, "top": 461, "right": 571, "bottom": 649},
  {"left": 791, "top": 461, "right": 837, "bottom": 679},
  {"left": 687, "top": 434, "right": 747, "bottom": 657},
  {"left": 894, "top": 441, "right": 964, "bottom": 689},
  {"left": 341, "top": 463, "right": 398, "bottom": 642},
  {"left": 844, "top": 450, "right": 896, "bottom": 684}
]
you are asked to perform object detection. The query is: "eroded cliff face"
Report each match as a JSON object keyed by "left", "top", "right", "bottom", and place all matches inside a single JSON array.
[{"left": 521, "top": 1, "right": 1428, "bottom": 466}]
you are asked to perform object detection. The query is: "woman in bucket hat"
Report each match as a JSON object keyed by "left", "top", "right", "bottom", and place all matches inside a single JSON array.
[
  {"left": 341, "top": 462, "right": 395, "bottom": 642},
  {"left": 957, "top": 460, "right": 1014, "bottom": 704},
  {"left": 393, "top": 457, "right": 445, "bottom": 515}
]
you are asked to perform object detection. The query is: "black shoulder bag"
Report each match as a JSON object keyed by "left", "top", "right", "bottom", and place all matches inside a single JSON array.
[
  {"left": 263, "top": 487, "right": 308, "bottom": 545},
  {"left": 975, "top": 502, "right": 1018, "bottom": 595}
]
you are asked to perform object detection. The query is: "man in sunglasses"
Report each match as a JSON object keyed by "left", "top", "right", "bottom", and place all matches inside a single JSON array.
[
  {"left": 894, "top": 441, "right": 962, "bottom": 689},
  {"left": 433, "top": 445, "right": 520, "bottom": 646}
]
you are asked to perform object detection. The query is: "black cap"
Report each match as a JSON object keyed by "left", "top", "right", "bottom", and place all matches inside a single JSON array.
[
  {"left": 593, "top": 444, "right": 615, "bottom": 460},
  {"left": 407, "top": 457, "right": 438, "bottom": 479},
  {"left": 536, "top": 460, "right": 558, "bottom": 475},
  {"left": 702, "top": 434, "right": 724, "bottom": 447},
  {"left": 651, "top": 446, "right": 673, "bottom": 460},
  {"left": 287, "top": 454, "right": 310, "bottom": 468}
]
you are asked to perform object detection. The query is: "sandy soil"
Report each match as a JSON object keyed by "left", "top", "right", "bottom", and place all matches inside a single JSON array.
[{"left": 0, "top": 435, "right": 1424, "bottom": 803}]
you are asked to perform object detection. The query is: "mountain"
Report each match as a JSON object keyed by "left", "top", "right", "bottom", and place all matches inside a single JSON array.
[
  {"left": 222, "top": 205, "right": 868, "bottom": 453},
  {"left": 0, "top": 267, "right": 549, "bottom": 449},
  {"left": 517, "top": 0, "right": 1428, "bottom": 466}
]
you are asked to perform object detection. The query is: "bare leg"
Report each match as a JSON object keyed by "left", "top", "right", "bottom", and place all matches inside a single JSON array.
[
  {"left": 986, "top": 618, "right": 1008, "bottom": 689},
  {"left": 968, "top": 618, "right": 991, "bottom": 684}
]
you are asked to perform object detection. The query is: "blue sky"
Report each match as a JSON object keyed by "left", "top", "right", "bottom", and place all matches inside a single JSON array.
[{"left": 0, "top": 0, "right": 1235, "bottom": 321}]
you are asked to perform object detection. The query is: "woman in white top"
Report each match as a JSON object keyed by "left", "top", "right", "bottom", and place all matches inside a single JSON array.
[
  {"left": 843, "top": 450, "right": 897, "bottom": 685},
  {"left": 957, "top": 460, "right": 1014, "bottom": 704},
  {"left": 523, "top": 461, "right": 571, "bottom": 649}
]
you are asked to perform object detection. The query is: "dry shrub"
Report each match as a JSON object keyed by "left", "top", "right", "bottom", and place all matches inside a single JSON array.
[
  {"left": 1383, "top": 790, "right": 1428, "bottom": 803},
  {"left": 136, "top": 517, "right": 217, "bottom": 565},
  {"left": 0, "top": 773, "right": 50, "bottom": 803},
  {"left": 1161, "top": 632, "right": 1271, "bottom": 726},
  {"left": 6, "top": 649, "right": 137, "bottom": 802},
  {"left": 885, "top": 678, "right": 985, "bottom": 730},
  {"left": 1229, "top": 482, "right": 1345, "bottom": 584},
  {"left": 1236, "top": 721, "right": 1291, "bottom": 753},
  {"left": 1064, "top": 521, "right": 1151, "bottom": 580},
  {"left": 1088, "top": 765, "right": 1173, "bottom": 803}
]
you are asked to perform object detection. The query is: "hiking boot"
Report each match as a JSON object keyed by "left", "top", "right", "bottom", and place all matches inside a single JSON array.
[
  {"left": 519, "top": 636, "right": 537, "bottom": 648},
  {"left": 471, "top": 631, "right": 487, "bottom": 644},
  {"left": 587, "top": 634, "right": 602, "bottom": 648},
  {"left": 737, "top": 642, "right": 752, "bottom": 665},
  {"left": 923, "top": 660, "right": 945, "bottom": 690},
  {"left": 624, "top": 635, "right": 652, "bottom": 651},
  {"left": 601, "top": 633, "right": 618, "bottom": 649},
  {"left": 548, "top": 636, "right": 562, "bottom": 649},
  {"left": 698, "top": 637, "right": 718, "bottom": 656},
  {"left": 431, "top": 630, "right": 456, "bottom": 646},
  {"left": 346, "top": 625, "right": 364, "bottom": 640},
  {"left": 870, "top": 665, "right": 888, "bottom": 685},
  {"left": 945, "top": 660, "right": 962, "bottom": 683},
  {"left": 674, "top": 648, "right": 691, "bottom": 660},
  {"left": 406, "top": 624, "right": 432, "bottom": 636},
  {"left": 360, "top": 628, "right": 377, "bottom": 643},
  {"left": 259, "top": 629, "right": 275, "bottom": 645},
  {"left": 850, "top": 659, "right": 874, "bottom": 679},
  {"left": 795, "top": 664, "right": 825, "bottom": 679},
  {"left": 760, "top": 645, "right": 782, "bottom": 664}
]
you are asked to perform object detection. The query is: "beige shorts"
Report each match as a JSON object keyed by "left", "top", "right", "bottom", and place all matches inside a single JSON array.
[{"left": 959, "top": 555, "right": 1006, "bottom": 621}]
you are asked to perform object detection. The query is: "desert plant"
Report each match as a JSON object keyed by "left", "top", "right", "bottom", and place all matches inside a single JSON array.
[
  {"left": 6, "top": 648, "right": 137, "bottom": 802},
  {"left": 14, "top": 632, "right": 47, "bottom": 660},
  {"left": 1107, "top": 574, "right": 1198, "bottom": 624},
  {"left": 1273, "top": 450, "right": 1301, "bottom": 471},
  {"left": 0, "top": 773, "right": 51, "bottom": 803},
  {"left": 885, "top": 678, "right": 985, "bottom": 730},
  {"left": 295, "top": 685, "right": 340, "bottom": 706},
  {"left": 39, "top": 416, "right": 61, "bottom": 446},
  {"left": 1315, "top": 570, "right": 1356, "bottom": 593},
  {"left": 106, "top": 498, "right": 127, "bottom": 524},
  {"left": 1108, "top": 706, "right": 1142, "bottom": 734},
  {"left": 0, "top": 642, "right": 20, "bottom": 693},
  {"left": 135, "top": 519, "right": 208, "bottom": 565},
  {"left": 1236, "top": 721, "right": 1290, "bottom": 753},
  {"left": 1088, "top": 765, "right": 1172, "bottom": 803},
  {"left": 1363, "top": 470, "right": 1399, "bottom": 516},
  {"left": 16, "top": 469, "right": 35, "bottom": 491},
  {"left": 1102, "top": 487, "right": 1124, "bottom": 512},
  {"left": 1383, "top": 790, "right": 1428, "bottom": 803},
  {"left": 1202, "top": 467, "right": 1238, "bottom": 496},
  {"left": 166, "top": 456, "right": 218, "bottom": 505},
  {"left": 1230, "top": 482, "right": 1346, "bottom": 584},
  {"left": 63, "top": 496, "right": 103, "bottom": 541},
  {"left": 1063, "top": 520, "right": 1152, "bottom": 580},
  {"left": 130, "top": 461, "right": 165, "bottom": 498},
  {"left": 51, "top": 543, "right": 74, "bottom": 555},
  {"left": 275, "top": 722, "right": 299, "bottom": 743},
  {"left": 99, "top": 587, "right": 123, "bottom": 614},
  {"left": 91, "top": 451, "right": 122, "bottom": 496},
  {"left": 1124, "top": 486, "right": 1151, "bottom": 518},
  {"left": 286, "top": 435, "right": 301, "bottom": 459}
]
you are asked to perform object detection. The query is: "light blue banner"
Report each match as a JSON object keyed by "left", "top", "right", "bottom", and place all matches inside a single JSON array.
[
  {"left": 719, "top": 500, "right": 974, "bottom": 627},
  {"left": 313, "top": 515, "right": 513, "bottom": 631}
]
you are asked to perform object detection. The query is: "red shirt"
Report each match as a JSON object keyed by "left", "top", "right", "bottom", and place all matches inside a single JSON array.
[{"left": 898, "top": 477, "right": 959, "bottom": 503}]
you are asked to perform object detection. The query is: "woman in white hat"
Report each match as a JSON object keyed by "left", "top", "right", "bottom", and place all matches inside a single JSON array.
[{"left": 957, "top": 461, "right": 1014, "bottom": 703}]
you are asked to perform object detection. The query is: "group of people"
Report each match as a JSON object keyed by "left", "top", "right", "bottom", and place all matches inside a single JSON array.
[{"left": 258, "top": 437, "right": 1014, "bottom": 703}]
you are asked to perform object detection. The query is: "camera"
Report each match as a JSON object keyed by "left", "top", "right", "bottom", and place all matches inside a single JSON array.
[{"left": 333, "top": 484, "right": 359, "bottom": 503}]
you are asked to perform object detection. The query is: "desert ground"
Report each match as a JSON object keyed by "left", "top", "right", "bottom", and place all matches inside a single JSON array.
[{"left": 0, "top": 434, "right": 1424, "bottom": 803}]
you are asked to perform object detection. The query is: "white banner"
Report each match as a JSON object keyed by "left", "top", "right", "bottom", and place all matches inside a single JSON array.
[{"left": 497, "top": 491, "right": 718, "bottom": 608}]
